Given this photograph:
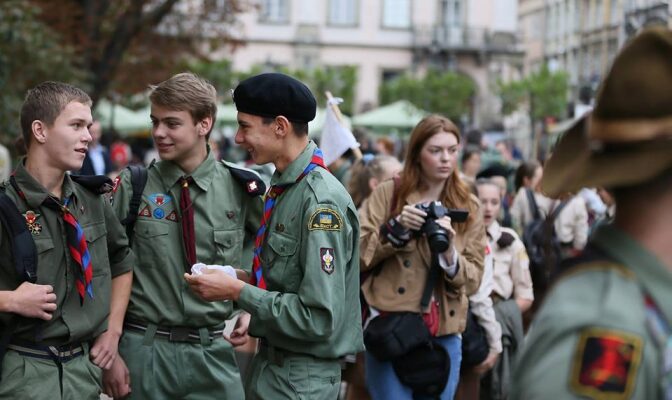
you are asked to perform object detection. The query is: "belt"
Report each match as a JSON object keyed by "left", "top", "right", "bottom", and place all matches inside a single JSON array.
[
  {"left": 8, "top": 340, "right": 85, "bottom": 363},
  {"left": 123, "top": 319, "right": 224, "bottom": 343}
]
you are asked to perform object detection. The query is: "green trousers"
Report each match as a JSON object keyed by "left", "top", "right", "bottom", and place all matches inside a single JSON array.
[
  {"left": 0, "top": 344, "right": 101, "bottom": 400},
  {"left": 119, "top": 329, "right": 244, "bottom": 399},
  {"left": 245, "top": 345, "right": 341, "bottom": 400}
]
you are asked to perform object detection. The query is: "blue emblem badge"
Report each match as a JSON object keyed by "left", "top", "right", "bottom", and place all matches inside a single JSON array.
[{"left": 153, "top": 208, "right": 166, "bottom": 219}]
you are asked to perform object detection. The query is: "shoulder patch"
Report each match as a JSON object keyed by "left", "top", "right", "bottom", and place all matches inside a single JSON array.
[
  {"left": 308, "top": 208, "right": 343, "bottom": 231},
  {"left": 320, "top": 247, "right": 335, "bottom": 274},
  {"left": 497, "top": 231, "right": 515, "bottom": 249},
  {"left": 220, "top": 160, "right": 266, "bottom": 196},
  {"left": 570, "top": 327, "right": 642, "bottom": 400}
]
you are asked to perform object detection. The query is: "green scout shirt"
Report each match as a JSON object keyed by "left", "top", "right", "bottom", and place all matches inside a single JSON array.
[
  {"left": 0, "top": 161, "right": 134, "bottom": 345},
  {"left": 511, "top": 225, "right": 670, "bottom": 399},
  {"left": 238, "top": 141, "right": 365, "bottom": 359},
  {"left": 111, "top": 151, "right": 262, "bottom": 327}
]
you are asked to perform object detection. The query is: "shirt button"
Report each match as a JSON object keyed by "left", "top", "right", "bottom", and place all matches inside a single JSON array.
[
  {"left": 398, "top": 287, "right": 405, "bottom": 294},
  {"left": 449, "top": 310, "right": 455, "bottom": 317},
  {"left": 403, "top": 260, "right": 411, "bottom": 268}
]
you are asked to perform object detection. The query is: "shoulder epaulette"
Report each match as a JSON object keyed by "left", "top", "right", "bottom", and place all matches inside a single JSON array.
[
  {"left": 70, "top": 174, "right": 114, "bottom": 194},
  {"left": 497, "top": 231, "right": 515, "bottom": 249},
  {"left": 220, "top": 160, "right": 266, "bottom": 196}
]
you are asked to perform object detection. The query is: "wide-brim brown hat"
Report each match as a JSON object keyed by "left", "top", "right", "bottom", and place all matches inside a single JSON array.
[{"left": 542, "top": 28, "right": 672, "bottom": 197}]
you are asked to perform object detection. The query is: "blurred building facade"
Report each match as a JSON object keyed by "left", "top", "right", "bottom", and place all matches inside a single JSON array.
[
  {"left": 519, "top": 0, "right": 670, "bottom": 105},
  {"left": 216, "top": 0, "right": 523, "bottom": 128}
]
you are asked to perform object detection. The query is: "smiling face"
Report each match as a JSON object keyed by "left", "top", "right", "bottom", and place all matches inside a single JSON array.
[
  {"left": 234, "top": 112, "right": 279, "bottom": 165},
  {"left": 40, "top": 101, "right": 93, "bottom": 172},
  {"left": 150, "top": 104, "right": 209, "bottom": 169},
  {"left": 477, "top": 182, "right": 501, "bottom": 227},
  {"left": 419, "top": 131, "right": 459, "bottom": 185}
]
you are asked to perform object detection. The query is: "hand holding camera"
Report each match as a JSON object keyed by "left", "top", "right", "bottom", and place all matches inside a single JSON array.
[{"left": 399, "top": 201, "right": 469, "bottom": 254}]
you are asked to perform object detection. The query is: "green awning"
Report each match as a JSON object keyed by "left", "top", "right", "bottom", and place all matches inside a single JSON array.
[{"left": 352, "top": 100, "right": 428, "bottom": 130}]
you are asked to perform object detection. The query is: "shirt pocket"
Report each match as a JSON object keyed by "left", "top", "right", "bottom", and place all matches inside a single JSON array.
[
  {"left": 133, "top": 220, "right": 169, "bottom": 269},
  {"left": 82, "top": 221, "right": 109, "bottom": 277},
  {"left": 34, "top": 236, "right": 55, "bottom": 285},
  {"left": 213, "top": 229, "right": 242, "bottom": 268},
  {"left": 263, "top": 231, "right": 299, "bottom": 290}
]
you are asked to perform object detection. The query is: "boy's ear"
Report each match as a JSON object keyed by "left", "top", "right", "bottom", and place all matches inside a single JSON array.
[
  {"left": 32, "top": 120, "right": 47, "bottom": 144},
  {"left": 274, "top": 116, "right": 291, "bottom": 138},
  {"left": 198, "top": 116, "right": 213, "bottom": 137}
]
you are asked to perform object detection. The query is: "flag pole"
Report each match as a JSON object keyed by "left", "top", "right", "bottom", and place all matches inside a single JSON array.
[{"left": 325, "top": 91, "right": 363, "bottom": 160}]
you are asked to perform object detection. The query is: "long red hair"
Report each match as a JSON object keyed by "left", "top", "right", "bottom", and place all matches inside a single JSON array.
[{"left": 394, "top": 114, "right": 478, "bottom": 233}]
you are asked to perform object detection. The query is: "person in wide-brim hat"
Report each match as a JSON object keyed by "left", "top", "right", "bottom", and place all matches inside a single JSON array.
[{"left": 542, "top": 27, "right": 672, "bottom": 197}]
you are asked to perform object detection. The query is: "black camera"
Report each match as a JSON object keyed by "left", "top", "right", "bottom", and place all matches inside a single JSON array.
[{"left": 414, "top": 202, "right": 469, "bottom": 253}]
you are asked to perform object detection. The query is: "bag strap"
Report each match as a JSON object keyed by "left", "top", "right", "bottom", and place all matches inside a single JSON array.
[
  {"left": 548, "top": 200, "right": 568, "bottom": 222},
  {"left": 120, "top": 165, "right": 148, "bottom": 245},
  {"left": 526, "top": 188, "right": 541, "bottom": 220},
  {"left": 420, "top": 253, "right": 442, "bottom": 309},
  {"left": 0, "top": 191, "right": 37, "bottom": 283}
]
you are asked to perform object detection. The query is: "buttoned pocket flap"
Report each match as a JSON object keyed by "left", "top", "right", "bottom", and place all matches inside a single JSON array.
[
  {"left": 135, "top": 221, "right": 169, "bottom": 238},
  {"left": 267, "top": 232, "right": 298, "bottom": 257},
  {"left": 83, "top": 222, "right": 107, "bottom": 243},
  {"left": 213, "top": 230, "right": 236, "bottom": 249}
]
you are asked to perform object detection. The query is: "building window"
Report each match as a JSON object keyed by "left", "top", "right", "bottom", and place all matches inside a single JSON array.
[
  {"left": 442, "top": 0, "right": 462, "bottom": 27},
  {"left": 259, "top": 0, "right": 289, "bottom": 24},
  {"left": 328, "top": 0, "right": 358, "bottom": 26},
  {"left": 382, "top": 0, "right": 410, "bottom": 29}
]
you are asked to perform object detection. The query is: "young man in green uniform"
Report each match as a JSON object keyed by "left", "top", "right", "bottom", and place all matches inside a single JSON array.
[
  {"left": 511, "top": 28, "right": 672, "bottom": 399},
  {"left": 185, "top": 73, "right": 365, "bottom": 400},
  {"left": 104, "top": 72, "right": 263, "bottom": 399},
  {"left": 0, "top": 81, "right": 135, "bottom": 398}
]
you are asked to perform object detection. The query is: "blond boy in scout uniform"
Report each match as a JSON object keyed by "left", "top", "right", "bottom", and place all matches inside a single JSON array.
[
  {"left": 186, "top": 73, "right": 364, "bottom": 400},
  {"left": 512, "top": 28, "right": 672, "bottom": 399},
  {"left": 0, "top": 82, "right": 135, "bottom": 399},
  {"left": 104, "top": 73, "right": 263, "bottom": 399}
]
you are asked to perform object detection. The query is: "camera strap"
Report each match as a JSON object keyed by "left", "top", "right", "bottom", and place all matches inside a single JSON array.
[{"left": 421, "top": 253, "right": 442, "bottom": 309}]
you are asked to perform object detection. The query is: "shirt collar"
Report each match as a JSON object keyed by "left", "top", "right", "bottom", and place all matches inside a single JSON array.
[
  {"left": 592, "top": 224, "right": 672, "bottom": 323},
  {"left": 156, "top": 148, "right": 216, "bottom": 191},
  {"left": 270, "top": 141, "right": 316, "bottom": 187},
  {"left": 486, "top": 220, "right": 501, "bottom": 242},
  {"left": 13, "top": 159, "right": 77, "bottom": 208}
]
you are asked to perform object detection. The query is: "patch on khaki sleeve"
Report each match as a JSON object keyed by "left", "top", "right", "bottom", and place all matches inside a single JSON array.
[
  {"left": 320, "top": 248, "right": 335, "bottom": 274},
  {"left": 308, "top": 208, "right": 343, "bottom": 231},
  {"left": 570, "top": 328, "right": 642, "bottom": 400},
  {"left": 517, "top": 249, "right": 529, "bottom": 262}
]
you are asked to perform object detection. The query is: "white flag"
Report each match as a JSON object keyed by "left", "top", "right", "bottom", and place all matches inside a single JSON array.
[{"left": 320, "top": 97, "right": 359, "bottom": 166}]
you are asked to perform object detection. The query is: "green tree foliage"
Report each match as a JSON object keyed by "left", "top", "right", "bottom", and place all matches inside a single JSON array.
[
  {"left": 498, "top": 65, "right": 569, "bottom": 120},
  {"left": 379, "top": 69, "right": 476, "bottom": 122},
  {"left": 0, "top": 1, "right": 86, "bottom": 141}
]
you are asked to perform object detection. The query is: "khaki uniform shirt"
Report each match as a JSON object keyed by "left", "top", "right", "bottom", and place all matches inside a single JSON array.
[
  {"left": 511, "top": 225, "right": 669, "bottom": 399},
  {"left": 510, "top": 189, "right": 588, "bottom": 250},
  {"left": 111, "top": 152, "right": 262, "bottom": 327},
  {"left": 0, "top": 161, "right": 134, "bottom": 344},
  {"left": 487, "top": 221, "right": 534, "bottom": 301},
  {"left": 359, "top": 179, "right": 486, "bottom": 336},
  {"left": 238, "top": 142, "right": 365, "bottom": 359}
]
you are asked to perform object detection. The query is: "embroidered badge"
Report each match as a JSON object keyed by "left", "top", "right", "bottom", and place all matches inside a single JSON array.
[
  {"left": 570, "top": 328, "right": 642, "bottom": 400},
  {"left": 247, "top": 181, "right": 258, "bottom": 194},
  {"left": 226, "top": 211, "right": 235, "bottom": 219},
  {"left": 112, "top": 176, "right": 122, "bottom": 193},
  {"left": 138, "top": 205, "right": 152, "bottom": 218},
  {"left": 308, "top": 209, "right": 343, "bottom": 231},
  {"left": 149, "top": 193, "right": 172, "bottom": 207},
  {"left": 320, "top": 248, "right": 335, "bottom": 274},
  {"left": 24, "top": 211, "right": 42, "bottom": 235},
  {"left": 165, "top": 210, "right": 178, "bottom": 222},
  {"left": 153, "top": 208, "right": 165, "bottom": 219}
]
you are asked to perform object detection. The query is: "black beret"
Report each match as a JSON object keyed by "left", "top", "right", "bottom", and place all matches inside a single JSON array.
[
  {"left": 233, "top": 73, "right": 317, "bottom": 123},
  {"left": 476, "top": 163, "right": 512, "bottom": 179}
]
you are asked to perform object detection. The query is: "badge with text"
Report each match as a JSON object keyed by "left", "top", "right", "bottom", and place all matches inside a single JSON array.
[
  {"left": 308, "top": 208, "right": 343, "bottom": 231},
  {"left": 138, "top": 205, "right": 152, "bottom": 218},
  {"left": 165, "top": 210, "right": 178, "bottom": 222},
  {"left": 23, "top": 211, "right": 42, "bottom": 235},
  {"left": 149, "top": 193, "right": 172, "bottom": 207},
  {"left": 320, "top": 248, "right": 335, "bottom": 274},
  {"left": 570, "top": 328, "right": 642, "bottom": 400}
]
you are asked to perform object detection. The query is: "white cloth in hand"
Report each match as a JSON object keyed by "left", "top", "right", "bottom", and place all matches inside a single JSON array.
[{"left": 191, "top": 263, "right": 237, "bottom": 278}]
